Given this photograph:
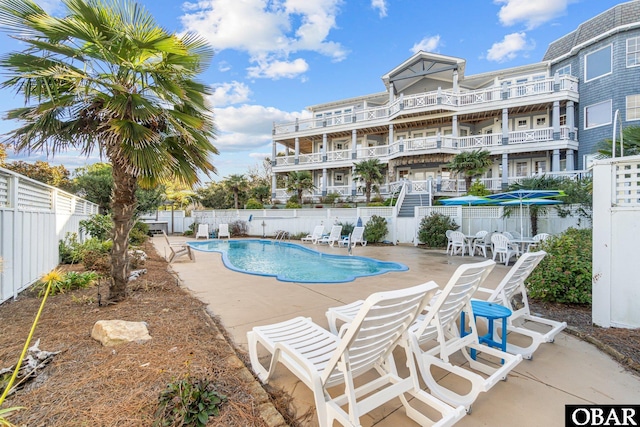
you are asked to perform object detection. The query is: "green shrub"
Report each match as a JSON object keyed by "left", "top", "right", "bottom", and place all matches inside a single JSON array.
[
  {"left": 526, "top": 228, "right": 592, "bottom": 304},
  {"left": 59, "top": 232, "right": 82, "bottom": 264},
  {"left": 285, "top": 200, "right": 302, "bottom": 209},
  {"left": 229, "top": 220, "right": 249, "bottom": 237},
  {"left": 366, "top": 202, "right": 385, "bottom": 207},
  {"left": 467, "top": 180, "right": 490, "bottom": 196},
  {"left": 337, "top": 221, "right": 355, "bottom": 236},
  {"left": 321, "top": 193, "right": 341, "bottom": 205},
  {"left": 382, "top": 198, "right": 397, "bottom": 206},
  {"left": 129, "top": 221, "right": 149, "bottom": 246},
  {"left": 36, "top": 270, "right": 99, "bottom": 297},
  {"left": 154, "top": 376, "right": 226, "bottom": 427},
  {"left": 363, "top": 215, "right": 388, "bottom": 243},
  {"left": 417, "top": 213, "right": 459, "bottom": 247},
  {"left": 79, "top": 214, "right": 113, "bottom": 241},
  {"left": 245, "top": 198, "right": 263, "bottom": 209}
]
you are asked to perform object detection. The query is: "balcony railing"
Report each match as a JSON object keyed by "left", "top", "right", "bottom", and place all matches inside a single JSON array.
[
  {"left": 274, "top": 126, "right": 576, "bottom": 169},
  {"left": 273, "top": 76, "right": 579, "bottom": 136}
]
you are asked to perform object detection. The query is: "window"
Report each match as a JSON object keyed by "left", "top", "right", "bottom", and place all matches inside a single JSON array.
[
  {"left": 536, "top": 118, "right": 546, "bottom": 126},
  {"left": 585, "top": 100, "right": 612, "bottom": 129},
  {"left": 560, "top": 115, "right": 567, "bottom": 126},
  {"left": 517, "top": 119, "right": 528, "bottom": 128},
  {"left": 627, "top": 95, "right": 640, "bottom": 121},
  {"left": 585, "top": 45, "right": 612, "bottom": 81},
  {"left": 556, "top": 64, "right": 571, "bottom": 76},
  {"left": 534, "top": 161, "right": 547, "bottom": 174},
  {"left": 334, "top": 173, "right": 343, "bottom": 183},
  {"left": 627, "top": 37, "right": 640, "bottom": 67},
  {"left": 516, "top": 162, "right": 528, "bottom": 177}
]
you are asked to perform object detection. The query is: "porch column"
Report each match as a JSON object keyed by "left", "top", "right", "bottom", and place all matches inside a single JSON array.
[
  {"left": 389, "top": 82, "right": 395, "bottom": 104},
  {"left": 452, "top": 115, "right": 458, "bottom": 137},
  {"left": 501, "top": 153, "right": 509, "bottom": 190},
  {"left": 351, "top": 165, "right": 357, "bottom": 196},
  {"left": 567, "top": 101, "right": 576, "bottom": 140},
  {"left": 502, "top": 108, "right": 509, "bottom": 144},
  {"left": 322, "top": 133, "right": 327, "bottom": 162},
  {"left": 552, "top": 149, "right": 561, "bottom": 172},
  {"left": 322, "top": 168, "right": 327, "bottom": 196},
  {"left": 566, "top": 149, "right": 575, "bottom": 171},
  {"left": 351, "top": 129, "right": 357, "bottom": 159},
  {"left": 552, "top": 101, "right": 561, "bottom": 140},
  {"left": 388, "top": 123, "right": 394, "bottom": 146},
  {"left": 271, "top": 173, "right": 277, "bottom": 200},
  {"left": 271, "top": 140, "right": 277, "bottom": 166},
  {"left": 294, "top": 137, "right": 300, "bottom": 165},
  {"left": 452, "top": 69, "right": 459, "bottom": 93}
]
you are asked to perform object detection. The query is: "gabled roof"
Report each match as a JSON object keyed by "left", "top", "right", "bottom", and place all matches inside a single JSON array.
[
  {"left": 543, "top": 0, "right": 640, "bottom": 62},
  {"left": 381, "top": 51, "right": 466, "bottom": 93}
]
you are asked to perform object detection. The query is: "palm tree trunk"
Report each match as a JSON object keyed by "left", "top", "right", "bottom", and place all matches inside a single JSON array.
[
  {"left": 365, "top": 184, "right": 371, "bottom": 203},
  {"left": 233, "top": 190, "right": 239, "bottom": 209},
  {"left": 109, "top": 161, "right": 137, "bottom": 302}
]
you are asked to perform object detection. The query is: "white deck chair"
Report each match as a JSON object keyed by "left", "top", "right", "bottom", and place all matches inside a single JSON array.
[
  {"left": 445, "top": 230, "right": 454, "bottom": 254},
  {"left": 473, "top": 251, "right": 566, "bottom": 359},
  {"left": 161, "top": 231, "right": 194, "bottom": 263},
  {"left": 491, "top": 233, "right": 518, "bottom": 265},
  {"left": 317, "top": 225, "right": 342, "bottom": 246},
  {"left": 301, "top": 225, "right": 324, "bottom": 244},
  {"left": 527, "top": 233, "right": 550, "bottom": 251},
  {"left": 195, "top": 223, "right": 209, "bottom": 239},
  {"left": 327, "top": 259, "right": 522, "bottom": 412},
  {"left": 248, "top": 282, "right": 466, "bottom": 427},
  {"left": 472, "top": 232, "right": 492, "bottom": 258},
  {"left": 338, "top": 226, "right": 367, "bottom": 247},
  {"left": 449, "top": 231, "right": 467, "bottom": 256},
  {"left": 218, "top": 223, "right": 230, "bottom": 239}
]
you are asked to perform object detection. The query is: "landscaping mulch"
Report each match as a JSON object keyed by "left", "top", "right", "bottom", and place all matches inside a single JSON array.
[{"left": 0, "top": 241, "right": 637, "bottom": 426}]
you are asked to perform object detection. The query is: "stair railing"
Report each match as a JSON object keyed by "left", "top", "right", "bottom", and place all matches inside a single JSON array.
[{"left": 394, "top": 181, "right": 408, "bottom": 218}]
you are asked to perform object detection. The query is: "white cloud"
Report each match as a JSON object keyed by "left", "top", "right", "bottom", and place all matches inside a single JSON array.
[
  {"left": 247, "top": 58, "right": 309, "bottom": 79},
  {"left": 371, "top": 0, "right": 387, "bottom": 18},
  {"left": 411, "top": 35, "right": 442, "bottom": 54},
  {"left": 209, "top": 81, "right": 251, "bottom": 107},
  {"left": 494, "top": 0, "right": 572, "bottom": 29},
  {"left": 213, "top": 104, "right": 311, "bottom": 152},
  {"left": 180, "top": 0, "right": 347, "bottom": 79},
  {"left": 32, "top": 0, "right": 63, "bottom": 14},
  {"left": 486, "top": 32, "right": 534, "bottom": 62}
]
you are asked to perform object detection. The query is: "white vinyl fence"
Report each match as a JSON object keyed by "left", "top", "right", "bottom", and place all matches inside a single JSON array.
[
  {"left": 0, "top": 167, "right": 99, "bottom": 304},
  {"left": 592, "top": 155, "right": 640, "bottom": 328}
]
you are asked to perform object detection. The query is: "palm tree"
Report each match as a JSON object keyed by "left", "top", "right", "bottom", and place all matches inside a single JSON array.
[
  {"left": 224, "top": 174, "right": 248, "bottom": 209},
  {"left": 598, "top": 125, "right": 640, "bottom": 157},
  {"left": 509, "top": 175, "right": 564, "bottom": 235},
  {"left": 0, "top": 143, "right": 6, "bottom": 165},
  {"left": 447, "top": 150, "right": 493, "bottom": 192},
  {"left": 354, "top": 158, "right": 386, "bottom": 204},
  {"left": 0, "top": 0, "right": 218, "bottom": 302},
  {"left": 286, "top": 171, "right": 315, "bottom": 204}
]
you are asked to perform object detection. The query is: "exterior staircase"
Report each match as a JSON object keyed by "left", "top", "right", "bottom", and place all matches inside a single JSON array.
[{"left": 397, "top": 193, "right": 429, "bottom": 217}]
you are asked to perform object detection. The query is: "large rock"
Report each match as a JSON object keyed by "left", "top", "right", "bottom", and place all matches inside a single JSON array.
[{"left": 91, "top": 320, "right": 152, "bottom": 347}]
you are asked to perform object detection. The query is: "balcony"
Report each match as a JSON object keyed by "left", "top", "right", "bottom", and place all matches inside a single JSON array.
[
  {"left": 273, "top": 76, "right": 579, "bottom": 137},
  {"left": 273, "top": 126, "right": 577, "bottom": 170}
]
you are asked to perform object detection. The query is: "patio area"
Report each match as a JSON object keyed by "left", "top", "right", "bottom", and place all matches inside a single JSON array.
[{"left": 154, "top": 236, "right": 640, "bottom": 426}]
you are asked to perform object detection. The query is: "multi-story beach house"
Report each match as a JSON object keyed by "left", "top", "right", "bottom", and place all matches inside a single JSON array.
[{"left": 270, "top": 1, "right": 640, "bottom": 205}]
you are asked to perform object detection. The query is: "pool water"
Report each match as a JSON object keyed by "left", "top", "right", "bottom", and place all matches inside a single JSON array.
[{"left": 188, "top": 239, "right": 408, "bottom": 283}]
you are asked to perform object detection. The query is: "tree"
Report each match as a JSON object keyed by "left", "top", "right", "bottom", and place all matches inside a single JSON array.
[
  {"left": 597, "top": 125, "right": 640, "bottom": 157},
  {"left": 509, "top": 175, "right": 564, "bottom": 235},
  {"left": 224, "top": 174, "right": 248, "bottom": 209},
  {"left": 0, "top": 0, "right": 218, "bottom": 302},
  {"left": 4, "top": 160, "right": 74, "bottom": 192},
  {"left": 196, "top": 181, "right": 231, "bottom": 209},
  {"left": 354, "top": 159, "right": 385, "bottom": 204},
  {"left": 0, "top": 143, "right": 6, "bottom": 165},
  {"left": 447, "top": 150, "right": 493, "bottom": 193},
  {"left": 286, "top": 171, "right": 315, "bottom": 205}
]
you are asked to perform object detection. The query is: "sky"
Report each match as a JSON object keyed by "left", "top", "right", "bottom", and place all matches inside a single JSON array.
[{"left": 0, "top": 0, "right": 628, "bottom": 183}]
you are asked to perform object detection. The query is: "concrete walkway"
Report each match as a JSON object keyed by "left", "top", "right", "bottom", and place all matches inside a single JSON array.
[{"left": 154, "top": 236, "right": 640, "bottom": 427}]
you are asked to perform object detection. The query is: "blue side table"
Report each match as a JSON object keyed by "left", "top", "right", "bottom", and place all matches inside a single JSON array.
[{"left": 461, "top": 300, "right": 512, "bottom": 362}]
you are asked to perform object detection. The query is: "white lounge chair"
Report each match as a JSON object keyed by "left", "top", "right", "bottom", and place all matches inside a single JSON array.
[
  {"left": 161, "top": 231, "right": 194, "bottom": 263},
  {"left": 218, "top": 223, "right": 230, "bottom": 239},
  {"left": 195, "top": 223, "right": 209, "bottom": 239},
  {"left": 473, "top": 251, "right": 566, "bottom": 359},
  {"left": 317, "top": 225, "right": 342, "bottom": 246},
  {"left": 301, "top": 225, "right": 324, "bottom": 244},
  {"left": 248, "top": 282, "right": 466, "bottom": 427},
  {"left": 338, "top": 226, "right": 367, "bottom": 247},
  {"left": 327, "top": 259, "right": 522, "bottom": 412}
]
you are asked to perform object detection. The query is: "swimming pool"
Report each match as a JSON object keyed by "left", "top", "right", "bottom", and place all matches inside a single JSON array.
[{"left": 188, "top": 239, "right": 408, "bottom": 283}]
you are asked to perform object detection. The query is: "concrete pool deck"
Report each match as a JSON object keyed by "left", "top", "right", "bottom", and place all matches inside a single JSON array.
[{"left": 154, "top": 236, "right": 640, "bottom": 427}]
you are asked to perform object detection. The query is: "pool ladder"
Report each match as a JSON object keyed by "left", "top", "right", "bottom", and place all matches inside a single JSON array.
[{"left": 274, "top": 230, "right": 290, "bottom": 242}]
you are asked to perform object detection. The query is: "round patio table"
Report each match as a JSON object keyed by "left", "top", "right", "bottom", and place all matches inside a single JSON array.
[{"left": 461, "top": 300, "right": 512, "bottom": 363}]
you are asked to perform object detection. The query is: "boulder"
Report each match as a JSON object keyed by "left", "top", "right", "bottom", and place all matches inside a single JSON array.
[{"left": 91, "top": 320, "right": 151, "bottom": 347}]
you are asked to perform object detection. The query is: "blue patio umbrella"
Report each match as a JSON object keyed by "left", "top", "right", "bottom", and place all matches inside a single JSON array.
[
  {"left": 499, "top": 197, "right": 563, "bottom": 237},
  {"left": 485, "top": 189, "right": 565, "bottom": 201},
  {"left": 440, "top": 195, "right": 494, "bottom": 234}
]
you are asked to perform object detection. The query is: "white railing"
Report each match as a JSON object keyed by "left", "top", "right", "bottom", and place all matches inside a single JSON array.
[
  {"left": 358, "top": 145, "right": 389, "bottom": 158},
  {"left": 273, "top": 76, "right": 580, "bottom": 136},
  {"left": 454, "top": 134, "right": 502, "bottom": 149},
  {"left": 299, "top": 152, "right": 322, "bottom": 164},
  {"left": 509, "top": 128, "right": 553, "bottom": 144},
  {"left": 326, "top": 185, "right": 351, "bottom": 197},
  {"left": 404, "top": 136, "right": 439, "bottom": 151},
  {"left": 326, "top": 149, "right": 350, "bottom": 162}
]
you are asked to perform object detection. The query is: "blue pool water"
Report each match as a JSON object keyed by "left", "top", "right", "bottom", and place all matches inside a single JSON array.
[{"left": 188, "top": 239, "right": 408, "bottom": 283}]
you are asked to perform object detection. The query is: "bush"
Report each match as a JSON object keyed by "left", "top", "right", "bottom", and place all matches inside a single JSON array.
[
  {"left": 337, "top": 221, "right": 354, "bottom": 236},
  {"left": 321, "top": 193, "right": 341, "bottom": 205},
  {"left": 363, "top": 215, "right": 388, "bottom": 243},
  {"left": 80, "top": 214, "right": 113, "bottom": 241},
  {"left": 154, "top": 376, "right": 226, "bottom": 427},
  {"left": 245, "top": 198, "right": 263, "bottom": 209},
  {"left": 229, "top": 220, "right": 249, "bottom": 237},
  {"left": 467, "top": 180, "right": 490, "bottom": 196},
  {"left": 417, "top": 213, "right": 459, "bottom": 247},
  {"left": 59, "top": 232, "right": 82, "bottom": 264},
  {"left": 36, "top": 270, "right": 99, "bottom": 297},
  {"left": 285, "top": 200, "right": 302, "bottom": 209},
  {"left": 129, "top": 221, "right": 149, "bottom": 246},
  {"left": 526, "top": 228, "right": 592, "bottom": 304},
  {"left": 366, "top": 202, "right": 385, "bottom": 207}
]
